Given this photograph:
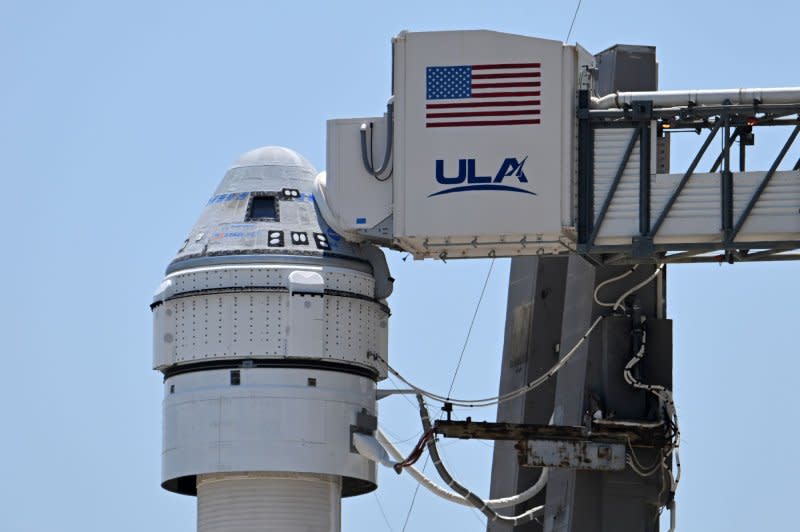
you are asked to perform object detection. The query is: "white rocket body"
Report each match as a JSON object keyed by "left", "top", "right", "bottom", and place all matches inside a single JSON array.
[{"left": 152, "top": 147, "right": 392, "bottom": 532}]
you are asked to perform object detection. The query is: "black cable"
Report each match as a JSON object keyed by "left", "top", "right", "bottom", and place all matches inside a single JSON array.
[
  {"left": 446, "top": 258, "right": 495, "bottom": 398},
  {"left": 369, "top": 122, "right": 393, "bottom": 183},
  {"left": 397, "top": 403, "right": 451, "bottom": 529},
  {"left": 382, "top": 426, "right": 424, "bottom": 445},
  {"left": 416, "top": 395, "right": 543, "bottom": 525},
  {"left": 565, "top": 0, "right": 583, "bottom": 42},
  {"left": 400, "top": 455, "right": 429, "bottom": 531},
  {"left": 360, "top": 102, "right": 394, "bottom": 180},
  {"left": 398, "top": 258, "right": 501, "bottom": 526},
  {"left": 394, "top": 429, "right": 435, "bottom": 472},
  {"left": 369, "top": 121, "right": 375, "bottom": 174},
  {"left": 387, "top": 375, "right": 420, "bottom": 411},
  {"left": 374, "top": 492, "right": 395, "bottom": 532}
]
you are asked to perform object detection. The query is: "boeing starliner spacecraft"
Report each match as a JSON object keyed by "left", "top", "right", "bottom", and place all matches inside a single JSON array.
[{"left": 151, "top": 146, "right": 394, "bottom": 532}]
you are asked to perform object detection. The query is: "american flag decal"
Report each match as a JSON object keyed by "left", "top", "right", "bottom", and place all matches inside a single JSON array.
[{"left": 425, "top": 62, "right": 541, "bottom": 128}]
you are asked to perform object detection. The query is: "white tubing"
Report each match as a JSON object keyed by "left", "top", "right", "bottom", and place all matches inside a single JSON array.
[
  {"left": 387, "top": 313, "right": 606, "bottom": 407},
  {"left": 375, "top": 428, "right": 469, "bottom": 506},
  {"left": 484, "top": 468, "right": 548, "bottom": 509},
  {"left": 384, "top": 265, "right": 663, "bottom": 408},
  {"left": 312, "top": 171, "right": 364, "bottom": 243},
  {"left": 375, "top": 428, "right": 548, "bottom": 509},
  {"left": 593, "top": 266, "right": 638, "bottom": 308},
  {"left": 415, "top": 396, "right": 543, "bottom": 525},
  {"left": 612, "top": 265, "right": 664, "bottom": 311},
  {"left": 352, "top": 432, "right": 396, "bottom": 469},
  {"left": 355, "top": 243, "right": 394, "bottom": 300},
  {"left": 668, "top": 500, "right": 676, "bottom": 532},
  {"left": 591, "top": 86, "right": 800, "bottom": 109}
]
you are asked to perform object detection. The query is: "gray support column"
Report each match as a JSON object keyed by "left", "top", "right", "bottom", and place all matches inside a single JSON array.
[
  {"left": 490, "top": 43, "right": 669, "bottom": 532},
  {"left": 543, "top": 256, "right": 670, "bottom": 532},
  {"left": 488, "top": 256, "right": 569, "bottom": 532}
]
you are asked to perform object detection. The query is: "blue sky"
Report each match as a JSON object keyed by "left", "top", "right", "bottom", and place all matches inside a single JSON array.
[{"left": 1, "top": 1, "right": 798, "bottom": 530}]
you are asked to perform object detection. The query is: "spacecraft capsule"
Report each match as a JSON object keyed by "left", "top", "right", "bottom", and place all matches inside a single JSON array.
[{"left": 151, "top": 146, "right": 391, "bottom": 532}]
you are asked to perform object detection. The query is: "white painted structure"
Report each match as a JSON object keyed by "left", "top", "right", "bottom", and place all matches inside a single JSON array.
[
  {"left": 153, "top": 264, "right": 387, "bottom": 374},
  {"left": 153, "top": 147, "right": 392, "bottom": 532},
  {"left": 161, "top": 369, "right": 377, "bottom": 495},
  {"left": 318, "top": 30, "right": 800, "bottom": 259},
  {"left": 197, "top": 473, "right": 341, "bottom": 532},
  {"left": 320, "top": 30, "right": 592, "bottom": 257}
]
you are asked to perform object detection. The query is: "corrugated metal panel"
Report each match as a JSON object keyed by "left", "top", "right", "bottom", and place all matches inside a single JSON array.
[
  {"left": 197, "top": 473, "right": 341, "bottom": 532},
  {"left": 593, "top": 129, "right": 643, "bottom": 226},
  {"left": 593, "top": 128, "right": 800, "bottom": 244}
]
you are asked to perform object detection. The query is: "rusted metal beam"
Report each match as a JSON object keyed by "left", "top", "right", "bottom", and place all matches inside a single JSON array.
[{"left": 434, "top": 419, "right": 668, "bottom": 448}]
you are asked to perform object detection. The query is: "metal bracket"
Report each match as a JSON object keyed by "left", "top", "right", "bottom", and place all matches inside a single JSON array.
[
  {"left": 578, "top": 100, "right": 800, "bottom": 263},
  {"left": 434, "top": 419, "right": 668, "bottom": 447},
  {"left": 630, "top": 100, "right": 653, "bottom": 120},
  {"left": 631, "top": 236, "right": 654, "bottom": 258},
  {"left": 520, "top": 439, "right": 626, "bottom": 471},
  {"left": 349, "top": 408, "right": 378, "bottom": 452}
]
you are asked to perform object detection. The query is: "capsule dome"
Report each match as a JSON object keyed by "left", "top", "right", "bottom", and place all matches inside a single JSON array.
[
  {"left": 230, "top": 145, "right": 315, "bottom": 169},
  {"left": 167, "top": 145, "right": 364, "bottom": 274}
]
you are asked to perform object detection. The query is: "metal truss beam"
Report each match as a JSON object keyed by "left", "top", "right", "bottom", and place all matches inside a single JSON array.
[{"left": 576, "top": 90, "right": 800, "bottom": 264}]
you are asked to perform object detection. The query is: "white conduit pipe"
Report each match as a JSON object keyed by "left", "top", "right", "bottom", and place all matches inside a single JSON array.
[
  {"left": 375, "top": 429, "right": 469, "bottom": 506},
  {"left": 312, "top": 171, "right": 365, "bottom": 243},
  {"left": 415, "top": 395, "right": 543, "bottom": 525},
  {"left": 374, "top": 428, "right": 548, "bottom": 510},
  {"left": 591, "top": 86, "right": 800, "bottom": 109},
  {"left": 384, "top": 265, "right": 662, "bottom": 409},
  {"left": 483, "top": 468, "right": 548, "bottom": 509},
  {"left": 352, "top": 432, "right": 397, "bottom": 469},
  {"left": 668, "top": 500, "right": 677, "bottom": 532}
]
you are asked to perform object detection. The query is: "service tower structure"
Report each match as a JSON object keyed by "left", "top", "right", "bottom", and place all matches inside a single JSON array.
[{"left": 151, "top": 147, "right": 393, "bottom": 532}]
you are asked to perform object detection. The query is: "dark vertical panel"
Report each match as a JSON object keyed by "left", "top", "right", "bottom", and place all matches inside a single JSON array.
[
  {"left": 577, "top": 90, "right": 593, "bottom": 246},
  {"left": 544, "top": 260, "right": 666, "bottom": 532},
  {"left": 488, "top": 256, "right": 568, "bottom": 532}
]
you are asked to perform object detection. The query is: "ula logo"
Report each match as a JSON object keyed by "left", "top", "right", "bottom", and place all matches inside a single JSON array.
[{"left": 429, "top": 157, "right": 535, "bottom": 197}]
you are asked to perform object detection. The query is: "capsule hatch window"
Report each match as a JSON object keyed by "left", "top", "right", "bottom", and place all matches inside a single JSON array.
[{"left": 246, "top": 194, "right": 279, "bottom": 221}]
